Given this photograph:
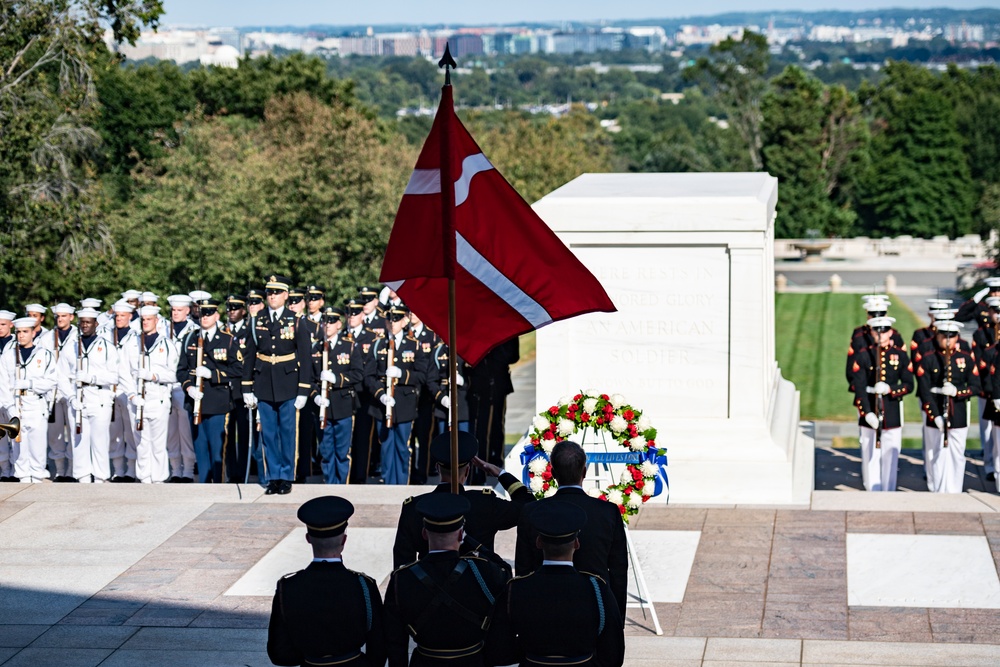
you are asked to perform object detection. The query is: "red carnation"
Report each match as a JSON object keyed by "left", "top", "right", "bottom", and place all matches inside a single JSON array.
[
  {"left": 543, "top": 431, "right": 554, "bottom": 440},
  {"left": 619, "top": 505, "right": 627, "bottom": 515},
  {"left": 601, "top": 394, "right": 609, "bottom": 400},
  {"left": 636, "top": 480, "right": 645, "bottom": 489},
  {"left": 541, "top": 471, "right": 552, "bottom": 481},
  {"left": 580, "top": 412, "right": 590, "bottom": 422},
  {"left": 647, "top": 440, "right": 656, "bottom": 448},
  {"left": 542, "top": 481, "right": 549, "bottom": 491},
  {"left": 599, "top": 494, "right": 607, "bottom": 501},
  {"left": 548, "top": 406, "right": 559, "bottom": 416},
  {"left": 596, "top": 417, "right": 604, "bottom": 425},
  {"left": 573, "top": 394, "right": 582, "bottom": 401},
  {"left": 568, "top": 404, "right": 578, "bottom": 412},
  {"left": 623, "top": 409, "right": 635, "bottom": 420},
  {"left": 628, "top": 425, "right": 638, "bottom": 437},
  {"left": 531, "top": 438, "right": 539, "bottom": 445},
  {"left": 631, "top": 468, "right": 642, "bottom": 481},
  {"left": 642, "top": 495, "right": 649, "bottom": 502}
]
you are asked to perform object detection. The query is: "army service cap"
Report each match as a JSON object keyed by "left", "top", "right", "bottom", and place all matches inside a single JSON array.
[
  {"left": 197, "top": 299, "right": 220, "bottom": 314},
  {"left": 265, "top": 275, "right": 290, "bottom": 292},
  {"left": 345, "top": 299, "right": 364, "bottom": 316},
  {"left": 430, "top": 431, "right": 479, "bottom": 469},
  {"left": 297, "top": 496, "right": 354, "bottom": 538},
  {"left": 417, "top": 493, "right": 471, "bottom": 533},
  {"left": 322, "top": 305, "right": 344, "bottom": 322},
  {"left": 358, "top": 285, "right": 379, "bottom": 300},
  {"left": 530, "top": 501, "right": 589, "bottom": 545},
  {"left": 385, "top": 303, "right": 409, "bottom": 321}
]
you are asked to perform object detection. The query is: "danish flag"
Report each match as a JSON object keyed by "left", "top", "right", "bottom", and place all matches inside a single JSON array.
[{"left": 380, "top": 84, "right": 615, "bottom": 365}]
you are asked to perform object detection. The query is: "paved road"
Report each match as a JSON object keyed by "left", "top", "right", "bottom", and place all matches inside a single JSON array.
[{"left": 779, "top": 269, "right": 955, "bottom": 288}]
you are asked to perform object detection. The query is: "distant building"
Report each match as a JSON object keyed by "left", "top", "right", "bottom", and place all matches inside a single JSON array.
[{"left": 448, "top": 34, "right": 485, "bottom": 57}]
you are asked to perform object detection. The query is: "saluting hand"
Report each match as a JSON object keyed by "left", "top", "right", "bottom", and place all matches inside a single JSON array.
[{"left": 472, "top": 456, "right": 501, "bottom": 478}]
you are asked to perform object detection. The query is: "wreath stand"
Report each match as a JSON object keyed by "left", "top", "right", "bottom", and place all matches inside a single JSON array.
[{"left": 579, "top": 428, "right": 664, "bottom": 636}]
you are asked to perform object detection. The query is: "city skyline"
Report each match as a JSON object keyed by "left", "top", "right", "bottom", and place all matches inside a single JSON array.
[{"left": 159, "top": 0, "right": 998, "bottom": 28}]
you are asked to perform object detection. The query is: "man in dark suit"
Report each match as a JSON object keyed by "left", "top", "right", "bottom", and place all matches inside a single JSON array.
[
  {"left": 177, "top": 299, "right": 242, "bottom": 483},
  {"left": 241, "top": 275, "right": 313, "bottom": 495},
  {"left": 393, "top": 431, "right": 534, "bottom": 569},
  {"left": 267, "top": 496, "right": 386, "bottom": 667},
  {"left": 485, "top": 502, "right": 625, "bottom": 667},
  {"left": 363, "top": 304, "right": 428, "bottom": 485},
  {"left": 312, "top": 306, "right": 364, "bottom": 484},
  {"left": 384, "top": 493, "right": 508, "bottom": 667},
  {"left": 515, "top": 440, "right": 629, "bottom": 619}
]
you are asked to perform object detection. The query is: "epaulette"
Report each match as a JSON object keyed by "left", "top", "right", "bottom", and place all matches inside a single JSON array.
[
  {"left": 482, "top": 488, "right": 495, "bottom": 496},
  {"left": 403, "top": 495, "right": 414, "bottom": 505},
  {"left": 391, "top": 560, "right": 419, "bottom": 575},
  {"left": 461, "top": 554, "right": 489, "bottom": 564},
  {"left": 347, "top": 568, "right": 377, "bottom": 584},
  {"left": 579, "top": 570, "right": 608, "bottom": 585},
  {"left": 281, "top": 569, "right": 302, "bottom": 580}
]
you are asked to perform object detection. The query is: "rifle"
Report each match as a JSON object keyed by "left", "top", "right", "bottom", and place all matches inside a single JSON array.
[
  {"left": 75, "top": 334, "right": 84, "bottom": 435},
  {"left": 14, "top": 343, "right": 23, "bottom": 443},
  {"left": 110, "top": 328, "right": 118, "bottom": 423},
  {"left": 49, "top": 330, "right": 62, "bottom": 424},
  {"left": 136, "top": 331, "right": 146, "bottom": 432},
  {"left": 386, "top": 335, "right": 396, "bottom": 427},
  {"left": 942, "top": 349, "right": 952, "bottom": 449},
  {"left": 875, "top": 344, "right": 884, "bottom": 450},
  {"left": 193, "top": 334, "right": 204, "bottom": 426},
  {"left": 319, "top": 328, "right": 329, "bottom": 431}
]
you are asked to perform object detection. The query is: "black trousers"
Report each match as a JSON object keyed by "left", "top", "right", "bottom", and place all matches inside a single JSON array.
[
  {"left": 349, "top": 398, "right": 377, "bottom": 484},
  {"left": 468, "top": 393, "right": 508, "bottom": 485},
  {"left": 225, "top": 399, "right": 251, "bottom": 483}
]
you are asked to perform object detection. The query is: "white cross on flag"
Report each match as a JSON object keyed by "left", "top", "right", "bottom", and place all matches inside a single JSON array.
[{"left": 379, "top": 84, "right": 616, "bottom": 365}]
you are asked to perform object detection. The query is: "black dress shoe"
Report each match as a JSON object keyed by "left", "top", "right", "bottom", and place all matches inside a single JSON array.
[
  {"left": 123, "top": 475, "right": 137, "bottom": 483},
  {"left": 166, "top": 476, "right": 181, "bottom": 483},
  {"left": 264, "top": 481, "right": 279, "bottom": 495},
  {"left": 0, "top": 476, "right": 17, "bottom": 483},
  {"left": 110, "top": 476, "right": 125, "bottom": 483},
  {"left": 180, "top": 477, "right": 194, "bottom": 483},
  {"left": 53, "top": 475, "right": 75, "bottom": 483},
  {"left": 277, "top": 480, "right": 292, "bottom": 495},
  {"left": 988, "top": 472, "right": 996, "bottom": 482}
]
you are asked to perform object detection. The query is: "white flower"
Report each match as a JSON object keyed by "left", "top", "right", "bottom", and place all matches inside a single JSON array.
[
  {"left": 640, "top": 461, "right": 657, "bottom": 478},
  {"left": 637, "top": 414, "right": 652, "bottom": 432},
  {"left": 620, "top": 470, "right": 633, "bottom": 485},
  {"left": 585, "top": 388, "right": 599, "bottom": 398},
  {"left": 610, "top": 393, "right": 626, "bottom": 409},
  {"left": 529, "top": 477, "right": 544, "bottom": 493},
  {"left": 607, "top": 490, "right": 624, "bottom": 506},
  {"left": 629, "top": 435, "right": 647, "bottom": 451},
  {"left": 532, "top": 415, "right": 550, "bottom": 433},
  {"left": 587, "top": 487, "right": 604, "bottom": 498},
  {"left": 528, "top": 457, "right": 549, "bottom": 475},
  {"left": 558, "top": 395, "right": 571, "bottom": 406},
  {"left": 583, "top": 398, "right": 598, "bottom": 414},
  {"left": 609, "top": 415, "right": 628, "bottom": 434},
  {"left": 628, "top": 493, "right": 643, "bottom": 508},
  {"left": 557, "top": 419, "right": 576, "bottom": 436},
  {"left": 642, "top": 483, "right": 655, "bottom": 497},
  {"left": 540, "top": 439, "right": 555, "bottom": 454},
  {"left": 544, "top": 486, "right": 559, "bottom": 498}
]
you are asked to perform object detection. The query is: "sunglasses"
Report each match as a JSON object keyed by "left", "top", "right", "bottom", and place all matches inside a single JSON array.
[{"left": 265, "top": 289, "right": 285, "bottom": 296}]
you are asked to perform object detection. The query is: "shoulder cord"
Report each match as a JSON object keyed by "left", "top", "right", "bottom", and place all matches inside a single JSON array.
[
  {"left": 589, "top": 576, "right": 605, "bottom": 635},
  {"left": 359, "top": 575, "right": 372, "bottom": 632}
]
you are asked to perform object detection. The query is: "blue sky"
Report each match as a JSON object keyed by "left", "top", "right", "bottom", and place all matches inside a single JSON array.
[{"left": 160, "top": 1, "right": 998, "bottom": 27}]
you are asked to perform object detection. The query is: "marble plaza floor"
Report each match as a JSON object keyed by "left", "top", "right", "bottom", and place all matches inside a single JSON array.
[{"left": 1, "top": 482, "right": 999, "bottom": 667}]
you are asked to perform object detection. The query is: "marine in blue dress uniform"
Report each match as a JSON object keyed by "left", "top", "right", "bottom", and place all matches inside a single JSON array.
[
  {"left": 241, "top": 275, "right": 312, "bottom": 495},
  {"left": 177, "top": 299, "right": 242, "bottom": 483},
  {"left": 363, "top": 304, "right": 428, "bottom": 485}
]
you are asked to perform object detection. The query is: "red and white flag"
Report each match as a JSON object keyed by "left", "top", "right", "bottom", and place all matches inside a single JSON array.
[{"left": 380, "top": 85, "right": 616, "bottom": 365}]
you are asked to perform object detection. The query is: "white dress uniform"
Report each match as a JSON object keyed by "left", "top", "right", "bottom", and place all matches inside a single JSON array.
[
  {"left": 0, "top": 337, "right": 58, "bottom": 482},
  {"left": 105, "top": 324, "right": 138, "bottom": 479},
  {"left": 0, "top": 325, "right": 14, "bottom": 479},
  {"left": 118, "top": 326, "right": 177, "bottom": 483},
  {"left": 66, "top": 324, "right": 120, "bottom": 482},
  {"left": 166, "top": 317, "right": 198, "bottom": 480},
  {"left": 39, "top": 321, "right": 78, "bottom": 478}
]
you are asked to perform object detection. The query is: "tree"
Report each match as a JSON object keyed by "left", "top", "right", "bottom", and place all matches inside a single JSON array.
[{"left": 685, "top": 30, "right": 770, "bottom": 170}]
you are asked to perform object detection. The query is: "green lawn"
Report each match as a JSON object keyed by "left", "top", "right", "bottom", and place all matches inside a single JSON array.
[{"left": 776, "top": 293, "right": 926, "bottom": 421}]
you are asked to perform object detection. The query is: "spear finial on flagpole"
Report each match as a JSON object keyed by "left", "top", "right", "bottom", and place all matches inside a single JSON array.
[{"left": 439, "top": 43, "right": 457, "bottom": 86}]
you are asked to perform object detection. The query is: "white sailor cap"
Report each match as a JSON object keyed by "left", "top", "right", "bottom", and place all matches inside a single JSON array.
[
  {"left": 867, "top": 316, "right": 896, "bottom": 329},
  {"left": 140, "top": 292, "right": 159, "bottom": 303},
  {"left": 926, "top": 298, "right": 952, "bottom": 310},
  {"left": 167, "top": 294, "right": 193, "bottom": 307},
  {"left": 24, "top": 303, "right": 46, "bottom": 314},
  {"left": 80, "top": 298, "right": 102, "bottom": 309},
  {"left": 121, "top": 290, "right": 142, "bottom": 300},
  {"left": 188, "top": 290, "right": 211, "bottom": 302},
  {"left": 76, "top": 308, "right": 101, "bottom": 319},
  {"left": 51, "top": 303, "right": 75, "bottom": 315},
  {"left": 936, "top": 320, "right": 963, "bottom": 333},
  {"left": 987, "top": 297, "right": 1000, "bottom": 309},
  {"left": 984, "top": 277, "right": 1000, "bottom": 288},
  {"left": 0, "top": 310, "right": 15, "bottom": 321},
  {"left": 13, "top": 317, "right": 36, "bottom": 329},
  {"left": 930, "top": 309, "right": 957, "bottom": 320},
  {"left": 112, "top": 300, "right": 135, "bottom": 314},
  {"left": 138, "top": 305, "right": 160, "bottom": 317}
]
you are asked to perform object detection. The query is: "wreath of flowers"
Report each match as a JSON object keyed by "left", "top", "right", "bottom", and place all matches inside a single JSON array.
[{"left": 521, "top": 390, "right": 667, "bottom": 523}]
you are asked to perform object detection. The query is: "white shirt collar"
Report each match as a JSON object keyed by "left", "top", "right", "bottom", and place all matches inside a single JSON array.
[
  {"left": 201, "top": 324, "right": 218, "bottom": 341},
  {"left": 541, "top": 560, "right": 575, "bottom": 566},
  {"left": 268, "top": 306, "right": 284, "bottom": 321},
  {"left": 312, "top": 557, "right": 342, "bottom": 563}
]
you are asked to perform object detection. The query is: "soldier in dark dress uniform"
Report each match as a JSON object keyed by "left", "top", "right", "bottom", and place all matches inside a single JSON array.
[
  {"left": 384, "top": 494, "right": 508, "bottom": 667},
  {"left": 849, "top": 316, "right": 914, "bottom": 492},
  {"left": 223, "top": 294, "right": 252, "bottom": 483},
  {"left": 346, "top": 298, "right": 379, "bottom": 484},
  {"left": 363, "top": 304, "right": 428, "bottom": 485},
  {"left": 393, "top": 431, "right": 535, "bottom": 569},
  {"left": 955, "top": 276, "right": 1000, "bottom": 330},
  {"left": 971, "top": 297, "right": 1000, "bottom": 481},
  {"left": 177, "top": 299, "right": 242, "bottom": 483},
  {"left": 845, "top": 296, "right": 904, "bottom": 393},
  {"left": 910, "top": 299, "right": 952, "bottom": 355},
  {"left": 241, "top": 275, "right": 312, "bottom": 495},
  {"left": 289, "top": 286, "right": 321, "bottom": 483},
  {"left": 267, "top": 496, "right": 387, "bottom": 667},
  {"left": 427, "top": 341, "right": 471, "bottom": 435},
  {"left": 515, "top": 440, "right": 628, "bottom": 619},
  {"left": 467, "top": 338, "right": 519, "bottom": 484},
  {"left": 484, "top": 502, "right": 625, "bottom": 667},
  {"left": 312, "top": 306, "right": 364, "bottom": 484},
  {"left": 409, "top": 312, "right": 439, "bottom": 485},
  {"left": 916, "top": 319, "right": 981, "bottom": 493}
]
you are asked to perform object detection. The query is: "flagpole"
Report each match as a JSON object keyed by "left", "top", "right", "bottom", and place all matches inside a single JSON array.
[{"left": 439, "top": 45, "right": 461, "bottom": 495}]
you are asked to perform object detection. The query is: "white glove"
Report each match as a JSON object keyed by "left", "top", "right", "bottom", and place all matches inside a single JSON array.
[
  {"left": 934, "top": 416, "right": 945, "bottom": 431},
  {"left": 130, "top": 395, "right": 145, "bottom": 408},
  {"left": 455, "top": 374, "right": 464, "bottom": 387},
  {"left": 314, "top": 395, "right": 330, "bottom": 408},
  {"left": 864, "top": 412, "right": 879, "bottom": 430},
  {"left": 243, "top": 393, "right": 258, "bottom": 409},
  {"left": 195, "top": 366, "right": 212, "bottom": 379},
  {"left": 186, "top": 387, "right": 203, "bottom": 401},
  {"left": 994, "top": 399, "right": 1000, "bottom": 411},
  {"left": 71, "top": 397, "right": 84, "bottom": 411},
  {"left": 294, "top": 395, "right": 307, "bottom": 411},
  {"left": 874, "top": 381, "right": 890, "bottom": 395},
  {"left": 320, "top": 370, "right": 337, "bottom": 384},
  {"left": 441, "top": 396, "right": 451, "bottom": 409},
  {"left": 941, "top": 382, "right": 958, "bottom": 397},
  {"left": 974, "top": 286, "right": 990, "bottom": 302},
  {"left": 386, "top": 366, "right": 402, "bottom": 379},
  {"left": 137, "top": 367, "right": 155, "bottom": 381},
  {"left": 380, "top": 394, "right": 396, "bottom": 407},
  {"left": 13, "top": 378, "right": 32, "bottom": 391},
  {"left": 76, "top": 372, "right": 97, "bottom": 385}
]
